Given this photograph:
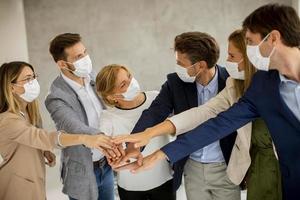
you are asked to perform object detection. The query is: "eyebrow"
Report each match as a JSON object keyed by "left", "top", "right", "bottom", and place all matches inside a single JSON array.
[{"left": 23, "top": 74, "right": 34, "bottom": 77}]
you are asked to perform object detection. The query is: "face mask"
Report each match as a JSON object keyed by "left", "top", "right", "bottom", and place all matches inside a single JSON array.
[
  {"left": 18, "top": 79, "right": 40, "bottom": 102},
  {"left": 121, "top": 77, "right": 141, "bottom": 101},
  {"left": 246, "top": 33, "right": 275, "bottom": 71},
  {"left": 175, "top": 63, "right": 199, "bottom": 83},
  {"left": 65, "top": 55, "right": 93, "bottom": 77},
  {"left": 225, "top": 59, "right": 245, "bottom": 80}
]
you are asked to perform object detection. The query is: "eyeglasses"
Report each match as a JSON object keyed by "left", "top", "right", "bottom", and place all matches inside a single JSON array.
[{"left": 12, "top": 74, "right": 39, "bottom": 85}]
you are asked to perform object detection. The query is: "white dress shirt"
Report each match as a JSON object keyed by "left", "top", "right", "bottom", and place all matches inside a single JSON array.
[{"left": 61, "top": 73, "right": 104, "bottom": 161}]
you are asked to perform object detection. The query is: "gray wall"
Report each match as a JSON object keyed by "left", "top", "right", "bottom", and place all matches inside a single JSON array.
[{"left": 23, "top": 0, "right": 291, "bottom": 129}]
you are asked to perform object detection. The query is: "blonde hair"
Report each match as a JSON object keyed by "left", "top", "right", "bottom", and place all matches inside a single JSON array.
[
  {"left": 96, "top": 64, "right": 131, "bottom": 107},
  {"left": 228, "top": 29, "right": 257, "bottom": 98},
  {"left": 0, "top": 62, "right": 42, "bottom": 127}
]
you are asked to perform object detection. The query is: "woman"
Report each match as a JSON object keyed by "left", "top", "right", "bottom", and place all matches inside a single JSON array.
[
  {"left": 96, "top": 64, "right": 174, "bottom": 200},
  {"left": 0, "top": 61, "right": 114, "bottom": 200},
  {"left": 114, "top": 30, "right": 282, "bottom": 200}
]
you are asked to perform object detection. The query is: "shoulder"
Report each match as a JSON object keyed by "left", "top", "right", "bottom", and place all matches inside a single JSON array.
[
  {"left": 0, "top": 112, "right": 20, "bottom": 120},
  {"left": 225, "top": 77, "right": 236, "bottom": 89},
  {"left": 250, "top": 70, "right": 278, "bottom": 88},
  {"left": 166, "top": 72, "right": 182, "bottom": 83},
  {"left": 46, "top": 75, "right": 76, "bottom": 102}
]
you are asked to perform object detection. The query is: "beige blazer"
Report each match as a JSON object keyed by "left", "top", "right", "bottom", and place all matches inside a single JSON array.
[
  {"left": 169, "top": 77, "right": 252, "bottom": 185},
  {"left": 0, "top": 112, "right": 58, "bottom": 200}
]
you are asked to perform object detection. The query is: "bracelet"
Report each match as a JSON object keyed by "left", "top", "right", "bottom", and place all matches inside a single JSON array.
[{"left": 57, "top": 131, "right": 64, "bottom": 148}]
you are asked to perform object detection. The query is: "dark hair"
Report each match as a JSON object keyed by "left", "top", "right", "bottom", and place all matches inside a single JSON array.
[
  {"left": 174, "top": 32, "right": 220, "bottom": 68},
  {"left": 49, "top": 33, "right": 81, "bottom": 62},
  {"left": 243, "top": 3, "right": 300, "bottom": 47}
]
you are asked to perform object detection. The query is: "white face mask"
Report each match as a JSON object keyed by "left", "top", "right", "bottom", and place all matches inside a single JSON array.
[
  {"left": 121, "top": 77, "right": 141, "bottom": 101},
  {"left": 175, "top": 63, "right": 199, "bottom": 83},
  {"left": 225, "top": 59, "right": 245, "bottom": 80},
  {"left": 246, "top": 33, "right": 275, "bottom": 71},
  {"left": 65, "top": 55, "right": 93, "bottom": 77},
  {"left": 18, "top": 79, "right": 40, "bottom": 102}
]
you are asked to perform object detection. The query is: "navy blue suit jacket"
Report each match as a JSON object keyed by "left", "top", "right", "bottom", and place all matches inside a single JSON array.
[
  {"left": 161, "top": 70, "right": 300, "bottom": 200},
  {"left": 132, "top": 65, "right": 237, "bottom": 191}
]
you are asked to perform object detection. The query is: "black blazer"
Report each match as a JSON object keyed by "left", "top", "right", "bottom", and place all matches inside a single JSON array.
[{"left": 132, "top": 65, "right": 237, "bottom": 191}]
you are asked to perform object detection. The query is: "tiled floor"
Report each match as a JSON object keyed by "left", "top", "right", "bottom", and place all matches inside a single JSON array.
[{"left": 46, "top": 151, "right": 247, "bottom": 200}]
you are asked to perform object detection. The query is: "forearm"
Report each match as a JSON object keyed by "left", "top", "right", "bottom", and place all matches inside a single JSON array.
[
  {"left": 146, "top": 120, "right": 176, "bottom": 138},
  {"left": 59, "top": 133, "right": 88, "bottom": 147}
]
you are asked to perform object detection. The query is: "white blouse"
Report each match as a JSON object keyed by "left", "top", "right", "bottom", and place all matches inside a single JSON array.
[{"left": 99, "top": 91, "right": 173, "bottom": 191}]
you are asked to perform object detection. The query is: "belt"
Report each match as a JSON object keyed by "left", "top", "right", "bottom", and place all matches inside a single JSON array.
[{"left": 93, "top": 157, "right": 107, "bottom": 169}]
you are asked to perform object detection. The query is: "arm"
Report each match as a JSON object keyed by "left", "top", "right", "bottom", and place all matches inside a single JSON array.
[
  {"left": 113, "top": 84, "right": 233, "bottom": 147},
  {"left": 161, "top": 94, "right": 259, "bottom": 163},
  {"left": 115, "top": 96, "right": 259, "bottom": 173},
  {"left": 131, "top": 80, "right": 174, "bottom": 134},
  {"left": 169, "top": 83, "right": 232, "bottom": 135},
  {"left": 0, "top": 114, "right": 113, "bottom": 151},
  {"left": 45, "top": 96, "right": 99, "bottom": 134}
]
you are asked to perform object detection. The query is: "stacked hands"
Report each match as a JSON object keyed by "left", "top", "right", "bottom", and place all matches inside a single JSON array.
[
  {"left": 45, "top": 131, "right": 166, "bottom": 171},
  {"left": 85, "top": 130, "right": 167, "bottom": 173}
]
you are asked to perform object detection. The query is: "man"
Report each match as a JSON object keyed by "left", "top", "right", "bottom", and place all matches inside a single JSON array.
[
  {"left": 45, "top": 33, "right": 119, "bottom": 200},
  {"left": 126, "top": 4, "right": 300, "bottom": 200},
  {"left": 123, "top": 32, "right": 239, "bottom": 200}
]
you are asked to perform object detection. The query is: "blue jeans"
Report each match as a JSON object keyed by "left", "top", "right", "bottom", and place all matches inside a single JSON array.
[{"left": 69, "top": 161, "right": 115, "bottom": 200}]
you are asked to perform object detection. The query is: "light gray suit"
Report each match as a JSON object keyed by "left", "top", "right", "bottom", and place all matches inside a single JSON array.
[{"left": 45, "top": 74, "right": 106, "bottom": 200}]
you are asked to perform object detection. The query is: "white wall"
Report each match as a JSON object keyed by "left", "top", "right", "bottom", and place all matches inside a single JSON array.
[
  {"left": 0, "top": 0, "right": 28, "bottom": 63},
  {"left": 23, "top": 0, "right": 291, "bottom": 130},
  {"left": 0, "top": 0, "right": 29, "bottom": 163}
]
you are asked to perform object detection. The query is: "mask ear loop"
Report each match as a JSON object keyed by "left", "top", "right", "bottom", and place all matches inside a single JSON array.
[
  {"left": 188, "top": 62, "right": 202, "bottom": 77},
  {"left": 258, "top": 32, "right": 271, "bottom": 46}
]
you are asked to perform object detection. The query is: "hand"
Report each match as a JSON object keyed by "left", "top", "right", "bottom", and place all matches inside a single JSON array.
[
  {"left": 82, "top": 134, "right": 115, "bottom": 151},
  {"left": 114, "top": 150, "right": 167, "bottom": 173},
  {"left": 44, "top": 151, "right": 56, "bottom": 167},
  {"left": 103, "top": 144, "right": 126, "bottom": 161},
  {"left": 112, "top": 130, "right": 153, "bottom": 148},
  {"left": 108, "top": 144, "right": 143, "bottom": 169}
]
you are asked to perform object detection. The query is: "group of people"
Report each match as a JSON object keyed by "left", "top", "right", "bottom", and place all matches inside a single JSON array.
[{"left": 0, "top": 3, "right": 299, "bottom": 200}]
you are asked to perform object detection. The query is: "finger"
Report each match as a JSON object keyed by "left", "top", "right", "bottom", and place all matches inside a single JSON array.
[
  {"left": 99, "top": 137, "right": 115, "bottom": 149},
  {"left": 114, "top": 161, "right": 139, "bottom": 171},
  {"left": 112, "top": 135, "right": 139, "bottom": 145},
  {"left": 107, "top": 149, "right": 117, "bottom": 158},
  {"left": 112, "top": 146, "right": 121, "bottom": 158},
  {"left": 118, "top": 144, "right": 126, "bottom": 156},
  {"left": 118, "top": 151, "right": 138, "bottom": 164},
  {"left": 137, "top": 153, "right": 143, "bottom": 166},
  {"left": 131, "top": 164, "right": 146, "bottom": 174},
  {"left": 134, "top": 141, "right": 148, "bottom": 148}
]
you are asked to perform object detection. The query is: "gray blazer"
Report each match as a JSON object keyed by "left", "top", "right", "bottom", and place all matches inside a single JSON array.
[{"left": 45, "top": 74, "right": 105, "bottom": 200}]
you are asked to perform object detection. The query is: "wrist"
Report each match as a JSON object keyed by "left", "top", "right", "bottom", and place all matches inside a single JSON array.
[
  {"left": 146, "top": 127, "right": 158, "bottom": 138},
  {"left": 155, "top": 150, "right": 167, "bottom": 160},
  {"left": 80, "top": 135, "right": 89, "bottom": 146}
]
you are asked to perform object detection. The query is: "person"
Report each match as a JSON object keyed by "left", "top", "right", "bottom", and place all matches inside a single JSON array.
[
  {"left": 115, "top": 31, "right": 239, "bottom": 200},
  {"left": 114, "top": 4, "right": 300, "bottom": 200},
  {"left": 96, "top": 64, "right": 174, "bottom": 200},
  {"left": 45, "top": 33, "right": 120, "bottom": 200},
  {"left": 114, "top": 29, "right": 282, "bottom": 200},
  {"left": 0, "top": 61, "right": 114, "bottom": 200}
]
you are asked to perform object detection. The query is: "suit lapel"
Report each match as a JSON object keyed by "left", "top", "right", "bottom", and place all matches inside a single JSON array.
[
  {"left": 270, "top": 71, "right": 300, "bottom": 131},
  {"left": 183, "top": 82, "right": 198, "bottom": 108}
]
